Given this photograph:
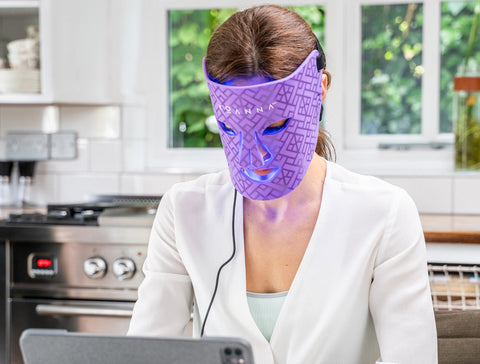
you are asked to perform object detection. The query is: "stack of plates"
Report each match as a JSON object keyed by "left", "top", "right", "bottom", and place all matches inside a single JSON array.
[
  {"left": 7, "top": 38, "right": 40, "bottom": 70},
  {"left": 0, "top": 69, "right": 40, "bottom": 93},
  {"left": 0, "top": 30, "right": 41, "bottom": 94}
]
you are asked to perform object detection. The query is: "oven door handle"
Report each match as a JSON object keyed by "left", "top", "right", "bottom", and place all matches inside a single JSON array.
[{"left": 35, "top": 304, "right": 133, "bottom": 318}]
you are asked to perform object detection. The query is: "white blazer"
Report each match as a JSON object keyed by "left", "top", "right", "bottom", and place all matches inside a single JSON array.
[{"left": 128, "top": 161, "right": 438, "bottom": 364}]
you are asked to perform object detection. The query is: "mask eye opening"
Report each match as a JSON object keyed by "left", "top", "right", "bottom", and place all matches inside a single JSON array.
[
  {"left": 262, "top": 118, "right": 290, "bottom": 135},
  {"left": 219, "top": 121, "right": 237, "bottom": 136}
]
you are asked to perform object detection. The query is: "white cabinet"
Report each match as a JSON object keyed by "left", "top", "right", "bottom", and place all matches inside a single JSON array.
[
  {"left": 0, "top": 1, "right": 41, "bottom": 102},
  {"left": 0, "top": 0, "right": 120, "bottom": 104}
]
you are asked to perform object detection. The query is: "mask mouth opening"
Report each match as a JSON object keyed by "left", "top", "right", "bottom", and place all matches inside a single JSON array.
[{"left": 240, "top": 167, "right": 280, "bottom": 183}]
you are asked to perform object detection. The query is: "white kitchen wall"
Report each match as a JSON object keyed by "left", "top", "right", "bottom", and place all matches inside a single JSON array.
[
  {"left": 0, "top": 106, "right": 56, "bottom": 135},
  {"left": 1, "top": 101, "right": 479, "bottom": 213},
  {"left": 0, "top": 104, "right": 187, "bottom": 204},
  {"left": 381, "top": 177, "right": 453, "bottom": 214},
  {"left": 453, "top": 177, "right": 480, "bottom": 214}
]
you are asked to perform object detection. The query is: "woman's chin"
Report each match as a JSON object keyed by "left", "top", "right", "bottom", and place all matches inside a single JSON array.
[{"left": 240, "top": 167, "right": 280, "bottom": 182}]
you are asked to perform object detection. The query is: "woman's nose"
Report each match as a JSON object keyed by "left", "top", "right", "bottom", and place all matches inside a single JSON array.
[
  {"left": 241, "top": 132, "right": 271, "bottom": 168},
  {"left": 248, "top": 147, "right": 264, "bottom": 168}
]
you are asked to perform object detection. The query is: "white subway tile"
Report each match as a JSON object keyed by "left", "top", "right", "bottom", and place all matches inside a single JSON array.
[
  {"left": 42, "top": 106, "right": 60, "bottom": 133},
  {"left": 453, "top": 176, "right": 480, "bottom": 214},
  {"left": 122, "top": 106, "right": 147, "bottom": 139},
  {"left": 0, "top": 106, "right": 59, "bottom": 136},
  {"left": 381, "top": 177, "right": 453, "bottom": 214},
  {"left": 37, "top": 138, "right": 90, "bottom": 173},
  {"left": 90, "top": 140, "right": 122, "bottom": 172},
  {"left": 28, "top": 172, "right": 58, "bottom": 205},
  {"left": 123, "top": 140, "right": 146, "bottom": 172},
  {"left": 181, "top": 173, "right": 203, "bottom": 182},
  {"left": 57, "top": 173, "right": 120, "bottom": 203},
  {"left": 0, "top": 139, "right": 6, "bottom": 159},
  {"left": 59, "top": 106, "right": 120, "bottom": 139},
  {"left": 120, "top": 174, "right": 183, "bottom": 195}
]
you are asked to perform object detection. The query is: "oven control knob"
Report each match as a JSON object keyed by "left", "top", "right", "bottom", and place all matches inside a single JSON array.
[
  {"left": 84, "top": 257, "right": 107, "bottom": 279},
  {"left": 112, "top": 258, "right": 136, "bottom": 280}
]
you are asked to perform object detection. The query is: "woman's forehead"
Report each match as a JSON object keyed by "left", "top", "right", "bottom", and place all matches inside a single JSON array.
[{"left": 223, "top": 75, "right": 275, "bottom": 86}]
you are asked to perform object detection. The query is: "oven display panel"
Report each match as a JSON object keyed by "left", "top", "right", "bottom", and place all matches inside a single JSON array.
[{"left": 27, "top": 253, "right": 58, "bottom": 278}]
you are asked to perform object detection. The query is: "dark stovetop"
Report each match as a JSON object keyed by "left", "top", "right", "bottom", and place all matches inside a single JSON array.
[{"left": 2, "top": 195, "right": 162, "bottom": 227}]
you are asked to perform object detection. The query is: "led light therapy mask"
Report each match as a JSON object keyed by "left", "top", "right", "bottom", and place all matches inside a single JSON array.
[{"left": 203, "top": 50, "right": 323, "bottom": 200}]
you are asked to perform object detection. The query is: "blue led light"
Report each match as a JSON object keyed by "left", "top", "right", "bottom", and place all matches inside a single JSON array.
[
  {"left": 240, "top": 167, "right": 280, "bottom": 183},
  {"left": 262, "top": 118, "right": 290, "bottom": 135},
  {"left": 219, "top": 121, "right": 237, "bottom": 136}
]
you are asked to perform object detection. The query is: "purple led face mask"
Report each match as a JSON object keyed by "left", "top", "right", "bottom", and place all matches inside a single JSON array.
[{"left": 204, "top": 50, "right": 323, "bottom": 200}]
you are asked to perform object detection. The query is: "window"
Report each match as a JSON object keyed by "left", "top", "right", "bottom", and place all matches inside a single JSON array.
[
  {"left": 345, "top": 0, "right": 479, "bottom": 154},
  {"left": 361, "top": 4, "right": 423, "bottom": 135},
  {"left": 148, "top": 0, "right": 480, "bottom": 173},
  {"left": 167, "top": 5, "right": 325, "bottom": 149},
  {"left": 440, "top": 1, "right": 480, "bottom": 133},
  {"left": 168, "top": 8, "right": 236, "bottom": 149}
]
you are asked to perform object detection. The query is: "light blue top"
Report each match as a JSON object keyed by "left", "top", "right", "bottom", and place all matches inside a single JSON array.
[{"left": 246, "top": 291, "right": 288, "bottom": 342}]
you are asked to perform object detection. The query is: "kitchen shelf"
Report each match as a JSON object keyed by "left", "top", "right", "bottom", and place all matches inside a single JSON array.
[
  {"left": 0, "top": 0, "right": 120, "bottom": 104},
  {"left": 0, "top": 94, "right": 50, "bottom": 103},
  {"left": 0, "top": 1, "right": 39, "bottom": 9},
  {"left": 0, "top": 2, "right": 41, "bottom": 98}
]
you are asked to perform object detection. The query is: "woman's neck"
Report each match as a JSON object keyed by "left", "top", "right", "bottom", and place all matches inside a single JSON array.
[{"left": 243, "top": 155, "right": 327, "bottom": 222}]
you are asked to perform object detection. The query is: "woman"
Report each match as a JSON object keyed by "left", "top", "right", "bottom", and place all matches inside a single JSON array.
[{"left": 128, "top": 5, "right": 437, "bottom": 363}]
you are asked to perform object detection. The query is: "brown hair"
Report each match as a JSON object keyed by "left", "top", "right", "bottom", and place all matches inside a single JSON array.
[{"left": 205, "top": 5, "right": 335, "bottom": 160}]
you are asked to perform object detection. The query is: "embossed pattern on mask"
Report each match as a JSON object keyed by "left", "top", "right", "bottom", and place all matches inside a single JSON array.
[{"left": 204, "top": 51, "right": 322, "bottom": 200}]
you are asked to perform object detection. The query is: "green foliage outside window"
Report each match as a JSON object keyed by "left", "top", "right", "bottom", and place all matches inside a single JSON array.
[
  {"left": 169, "top": 3, "right": 480, "bottom": 147},
  {"left": 291, "top": 6, "right": 325, "bottom": 44},
  {"left": 168, "top": 6, "right": 325, "bottom": 148},
  {"left": 440, "top": 1, "right": 480, "bottom": 133},
  {"left": 168, "top": 9, "right": 236, "bottom": 148},
  {"left": 361, "top": 1, "right": 479, "bottom": 135},
  {"left": 361, "top": 4, "right": 424, "bottom": 134}
]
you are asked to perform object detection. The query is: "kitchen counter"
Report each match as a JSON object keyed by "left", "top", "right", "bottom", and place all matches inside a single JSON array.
[
  {"left": 421, "top": 214, "right": 480, "bottom": 265},
  {"left": 420, "top": 214, "right": 480, "bottom": 244},
  {"left": 0, "top": 208, "right": 479, "bottom": 244}
]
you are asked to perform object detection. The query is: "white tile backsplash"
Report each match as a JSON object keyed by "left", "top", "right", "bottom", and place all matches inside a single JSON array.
[
  {"left": 0, "top": 103, "right": 478, "bottom": 214},
  {"left": 0, "top": 106, "right": 59, "bottom": 136},
  {"left": 122, "top": 106, "right": 147, "bottom": 139},
  {"left": 28, "top": 172, "right": 58, "bottom": 205},
  {"left": 120, "top": 174, "right": 183, "bottom": 195},
  {"left": 37, "top": 139, "right": 90, "bottom": 173},
  {"left": 59, "top": 106, "right": 121, "bottom": 139},
  {"left": 182, "top": 173, "right": 203, "bottom": 183},
  {"left": 453, "top": 177, "right": 480, "bottom": 214},
  {"left": 380, "top": 177, "right": 453, "bottom": 214},
  {"left": 58, "top": 173, "right": 120, "bottom": 203},
  {"left": 123, "top": 140, "right": 146, "bottom": 172},
  {"left": 0, "top": 139, "right": 6, "bottom": 160},
  {"left": 90, "top": 140, "right": 123, "bottom": 172}
]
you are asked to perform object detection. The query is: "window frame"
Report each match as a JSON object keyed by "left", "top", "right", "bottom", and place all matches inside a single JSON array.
[
  {"left": 347, "top": 0, "right": 451, "bottom": 147},
  {"left": 339, "top": 0, "right": 461, "bottom": 174},
  {"left": 146, "top": 0, "right": 468, "bottom": 175}
]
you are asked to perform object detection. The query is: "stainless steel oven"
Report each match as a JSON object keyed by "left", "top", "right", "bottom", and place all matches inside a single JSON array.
[{"left": 1, "top": 198, "right": 156, "bottom": 364}]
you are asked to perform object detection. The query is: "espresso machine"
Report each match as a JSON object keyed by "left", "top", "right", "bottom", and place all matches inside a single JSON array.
[{"left": 0, "top": 160, "right": 36, "bottom": 207}]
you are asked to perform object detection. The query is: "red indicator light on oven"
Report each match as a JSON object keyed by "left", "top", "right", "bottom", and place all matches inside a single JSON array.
[{"left": 36, "top": 258, "right": 52, "bottom": 268}]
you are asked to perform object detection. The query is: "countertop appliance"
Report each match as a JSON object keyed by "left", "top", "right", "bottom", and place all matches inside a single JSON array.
[{"left": 0, "top": 195, "right": 160, "bottom": 364}]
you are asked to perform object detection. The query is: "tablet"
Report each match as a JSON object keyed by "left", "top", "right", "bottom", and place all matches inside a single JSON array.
[{"left": 20, "top": 329, "right": 254, "bottom": 364}]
